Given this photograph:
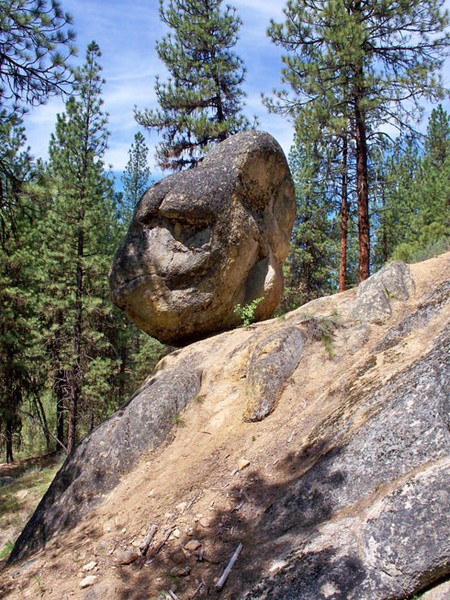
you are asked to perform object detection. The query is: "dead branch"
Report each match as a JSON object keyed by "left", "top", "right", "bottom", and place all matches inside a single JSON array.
[
  {"left": 145, "top": 526, "right": 176, "bottom": 564},
  {"left": 215, "top": 543, "right": 243, "bottom": 592},
  {"left": 139, "top": 523, "right": 158, "bottom": 556}
]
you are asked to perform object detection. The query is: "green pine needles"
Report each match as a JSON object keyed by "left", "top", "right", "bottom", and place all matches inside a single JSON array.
[{"left": 135, "top": 0, "right": 252, "bottom": 171}]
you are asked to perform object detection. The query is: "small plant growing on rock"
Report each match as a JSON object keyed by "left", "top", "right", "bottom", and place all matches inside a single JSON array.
[
  {"left": 234, "top": 297, "right": 263, "bottom": 327},
  {"left": 172, "top": 413, "right": 186, "bottom": 427},
  {"left": 303, "top": 313, "right": 341, "bottom": 359}
]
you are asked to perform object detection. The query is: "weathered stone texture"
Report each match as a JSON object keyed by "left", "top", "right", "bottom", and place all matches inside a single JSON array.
[
  {"left": 353, "top": 260, "right": 415, "bottom": 323},
  {"left": 109, "top": 130, "right": 296, "bottom": 346},
  {"left": 7, "top": 254, "right": 450, "bottom": 600},
  {"left": 8, "top": 358, "right": 202, "bottom": 563},
  {"left": 245, "top": 329, "right": 450, "bottom": 599},
  {"left": 244, "top": 326, "right": 305, "bottom": 421}
]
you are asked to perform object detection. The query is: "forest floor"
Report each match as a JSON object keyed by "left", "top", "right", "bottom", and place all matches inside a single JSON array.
[
  {"left": 0, "top": 252, "right": 449, "bottom": 599},
  {"left": 0, "top": 454, "right": 62, "bottom": 562}
]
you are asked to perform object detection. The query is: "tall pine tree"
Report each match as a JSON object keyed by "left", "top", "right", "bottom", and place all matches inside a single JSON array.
[
  {"left": 121, "top": 131, "right": 151, "bottom": 222},
  {"left": 136, "top": 0, "right": 251, "bottom": 170},
  {"left": 0, "top": 114, "right": 41, "bottom": 462},
  {"left": 41, "top": 42, "right": 118, "bottom": 453},
  {"left": 284, "top": 124, "right": 338, "bottom": 310},
  {"left": 266, "top": 0, "right": 450, "bottom": 281}
]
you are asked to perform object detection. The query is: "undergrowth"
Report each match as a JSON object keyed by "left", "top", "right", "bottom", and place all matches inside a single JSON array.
[
  {"left": 0, "top": 461, "right": 61, "bottom": 560},
  {"left": 300, "top": 310, "right": 341, "bottom": 358}
]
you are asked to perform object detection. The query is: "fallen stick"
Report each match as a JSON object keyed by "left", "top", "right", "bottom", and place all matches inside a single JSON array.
[
  {"left": 139, "top": 523, "right": 158, "bottom": 556},
  {"left": 145, "top": 526, "right": 176, "bottom": 564},
  {"left": 215, "top": 543, "right": 243, "bottom": 592},
  {"left": 167, "top": 591, "right": 180, "bottom": 600},
  {"left": 189, "top": 581, "right": 205, "bottom": 599}
]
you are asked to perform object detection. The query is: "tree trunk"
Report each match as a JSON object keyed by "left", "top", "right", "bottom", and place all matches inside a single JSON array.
[
  {"left": 354, "top": 93, "right": 370, "bottom": 281},
  {"left": 33, "top": 395, "right": 51, "bottom": 452},
  {"left": 66, "top": 379, "right": 78, "bottom": 454},
  {"left": 381, "top": 186, "right": 389, "bottom": 263},
  {"left": 5, "top": 419, "right": 14, "bottom": 464},
  {"left": 339, "top": 134, "right": 349, "bottom": 292},
  {"left": 67, "top": 228, "right": 84, "bottom": 454},
  {"left": 55, "top": 372, "right": 65, "bottom": 446}
]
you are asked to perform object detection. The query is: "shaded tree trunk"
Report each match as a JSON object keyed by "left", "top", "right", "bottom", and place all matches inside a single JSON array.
[
  {"left": 33, "top": 395, "right": 51, "bottom": 452},
  {"left": 55, "top": 372, "right": 65, "bottom": 446},
  {"left": 355, "top": 92, "right": 370, "bottom": 281},
  {"left": 339, "top": 134, "right": 349, "bottom": 292},
  {"left": 67, "top": 228, "right": 84, "bottom": 454},
  {"left": 5, "top": 418, "right": 14, "bottom": 463}
]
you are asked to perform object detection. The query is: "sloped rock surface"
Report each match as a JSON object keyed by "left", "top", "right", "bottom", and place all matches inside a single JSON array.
[
  {"left": 8, "top": 358, "right": 202, "bottom": 563},
  {"left": 246, "top": 329, "right": 450, "bottom": 599},
  {"left": 3, "top": 254, "right": 450, "bottom": 600},
  {"left": 353, "top": 260, "right": 415, "bottom": 323},
  {"left": 244, "top": 326, "right": 305, "bottom": 421}
]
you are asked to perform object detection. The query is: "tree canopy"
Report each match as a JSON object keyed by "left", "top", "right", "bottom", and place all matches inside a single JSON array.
[
  {"left": 265, "top": 0, "right": 450, "bottom": 281},
  {"left": 0, "top": 0, "right": 76, "bottom": 112}
]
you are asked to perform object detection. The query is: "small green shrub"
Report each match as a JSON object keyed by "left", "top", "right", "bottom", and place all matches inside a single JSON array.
[
  {"left": 172, "top": 413, "right": 186, "bottom": 427},
  {"left": 303, "top": 313, "right": 341, "bottom": 359},
  {"left": 0, "top": 540, "right": 14, "bottom": 559},
  {"left": 234, "top": 297, "right": 263, "bottom": 327}
]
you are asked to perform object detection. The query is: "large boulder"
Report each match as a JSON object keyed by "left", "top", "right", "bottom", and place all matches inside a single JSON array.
[{"left": 109, "top": 131, "right": 296, "bottom": 346}]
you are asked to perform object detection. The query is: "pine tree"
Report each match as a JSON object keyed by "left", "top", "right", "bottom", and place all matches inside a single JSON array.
[
  {"left": 398, "top": 106, "right": 450, "bottom": 259},
  {"left": 283, "top": 126, "right": 338, "bottom": 311},
  {"left": 0, "top": 114, "right": 40, "bottom": 462},
  {"left": 121, "top": 131, "right": 151, "bottom": 222},
  {"left": 0, "top": 111, "right": 30, "bottom": 244},
  {"left": 266, "top": 0, "right": 450, "bottom": 281},
  {"left": 136, "top": 0, "right": 251, "bottom": 170},
  {"left": 372, "top": 106, "right": 450, "bottom": 264},
  {"left": 0, "top": 0, "right": 76, "bottom": 113},
  {"left": 0, "top": 0, "right": 76, "bottom": 248},
  {"left": 41, "top": 42, "right": 118, "bottom": 453},
  {"left": 371, "top": 134, "right": 422, "bottom": 267},
  {"left": 425, "top": 104, "right": 450, "bottom": 169}
]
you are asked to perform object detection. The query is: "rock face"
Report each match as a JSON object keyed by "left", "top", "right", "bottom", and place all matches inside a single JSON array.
[
  {"left": 247, "top": 332, "right": 449, "bottom": 599},
  {"left": 352, "top": 260, "right": 416, "bottom": 323},
  {"left": 244, "top": 326, "right": 305, "bottom": 422},
  {"left": 109, "top": 130, "right": 296, "bottom": 346},
  {"left": 4, "top": 253, "right": 450, "bottom": 600}
]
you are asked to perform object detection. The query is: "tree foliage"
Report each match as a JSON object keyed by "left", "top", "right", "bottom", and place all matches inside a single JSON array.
[
  {"left": 283, "top": 128, "right": 339, "bottom": 310},
  {"left": 136, "top": 0, "right": 251, "bottom": 170},
  {"left": 0, "top": 114, "right": 45, "bottom": 462},
  {"left": 41, "top": 41, "right": 118, "bottom": 453},
  {"left": 0, "top": 0, "right": 76, "bottom": 112},
  {"left": 266, "top": 0, "right": 450, "bottom": 281},
  {"left": 380, "top": 105, "right": 450, "bottom": 263},
  {"left": 121, "top": 131, "right": 151, "bottom": 222}
]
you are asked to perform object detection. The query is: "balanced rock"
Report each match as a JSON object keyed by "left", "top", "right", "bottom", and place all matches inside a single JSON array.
[{"left": 109, "top": 130, "right": 296, "bottom": 345}]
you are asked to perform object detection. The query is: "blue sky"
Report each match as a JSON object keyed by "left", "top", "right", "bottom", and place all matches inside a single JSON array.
[{"left": 24, "top": 0, "right": 450, "bottom": 178}]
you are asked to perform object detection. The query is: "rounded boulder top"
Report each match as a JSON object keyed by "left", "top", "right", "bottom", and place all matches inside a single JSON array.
[{"left": 109, "top": 130, "right": 296, "bottom": 346}]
